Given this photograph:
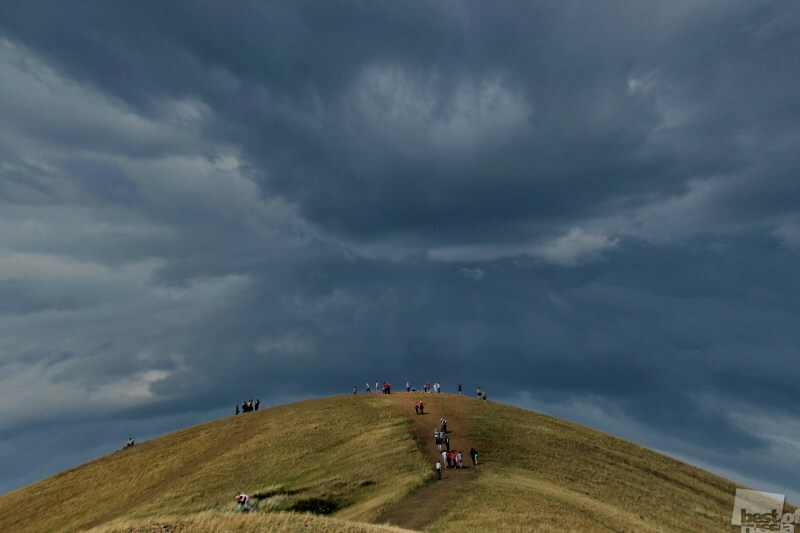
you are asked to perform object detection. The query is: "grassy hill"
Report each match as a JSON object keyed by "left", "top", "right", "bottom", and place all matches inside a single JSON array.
[{"left": 0, "top": 393, "right": 765, "bottom": 532}]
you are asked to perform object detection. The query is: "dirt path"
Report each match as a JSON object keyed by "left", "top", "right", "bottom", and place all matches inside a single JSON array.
[{"left": 374, "top": 393, "right": 478, "bottom": 531}]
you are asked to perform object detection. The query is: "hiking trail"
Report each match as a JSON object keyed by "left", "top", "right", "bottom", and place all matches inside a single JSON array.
[{"left": 375, "top": 393, "right": 480, "bottom": 530}]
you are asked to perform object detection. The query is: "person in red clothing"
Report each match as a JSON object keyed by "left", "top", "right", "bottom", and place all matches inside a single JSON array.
[
  {"left": 418, "top": 401, "right": 424, "bottom": 414},
  {"left": 414, "top": 402, "right": 419, "bottom": 415}
]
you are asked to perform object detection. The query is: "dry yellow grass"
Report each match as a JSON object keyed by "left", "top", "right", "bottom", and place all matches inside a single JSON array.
[
  {"left": 0, "top": 393, "right": 777, "bottom": 533},
  {"left": 424, "top": 397, "right": 752, "bottom": 533},
  {"left": 0, "top": 395, "right": 428, "bottom": 532},
  {"left": 85, "top": 510, "right": 415, "bottom": 533}
]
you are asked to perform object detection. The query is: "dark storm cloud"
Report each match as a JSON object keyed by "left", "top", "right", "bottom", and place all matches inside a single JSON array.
[
  {"left": 1, "top": 0, "right": 799, "bottom": 502},
  {"left": 0, "top": 2, "right": 728, "bottom": 239}
]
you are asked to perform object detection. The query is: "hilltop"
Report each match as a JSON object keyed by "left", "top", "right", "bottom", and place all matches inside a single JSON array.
[{"left": 0, "top": 393, "right": 754, "bottom": 532}]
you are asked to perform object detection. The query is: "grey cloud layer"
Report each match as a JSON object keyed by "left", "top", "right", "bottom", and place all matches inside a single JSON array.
[{"left": 1, "top": 1, "right": 799, "bottom": 500}]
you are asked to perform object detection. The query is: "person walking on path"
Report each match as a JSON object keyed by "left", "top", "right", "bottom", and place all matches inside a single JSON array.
[
  {"left": 376, "top": 381, "right": 379, "bottom": 393},
  {"left": 254, "top": 399, "right": 260, "bottom": 411},
  {"left": 470, "top": 447, "right": 478, "bottom": 465},
  {"left": 366, "top": 382, "right": 371, "bottom": 393},
  {"left": 457, "top": 451, "right": 464, "bottom": 469},
  {"left": 441, "top": 418, "right": 448, "bottom": 433},
  {"left": 406, "top": 381, "right": 410, "bottom": 392},
  {"left": 414, "top": 402, "right": 419, "bottom": 415},
  {"left": 236, "top": 492, "right": 253, "bottom": 513},
  {"left": 235, "top": 404, "right": 239, "bottom": 415},
  {"left": 419, "top": 401, "right": 424, "bottom": 414},
  {"left": 444, "top": 435, "right": 450, "bottom": 452},
  {"left": 353, "top": 385, "right": 357, "bottom": 394},
  {"left": 442, "top": 450, "right": 448, "bottom": 468},
  {"left": 458, "top": 383, "right": 462, "bottom": 395},
  {"left": 435, "top": 460, "right": 442, "bottom": 479}
]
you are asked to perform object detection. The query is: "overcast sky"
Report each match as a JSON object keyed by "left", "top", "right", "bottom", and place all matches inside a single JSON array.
[{"left": 1, "top": 1, "right": 799, "bottom": 505}]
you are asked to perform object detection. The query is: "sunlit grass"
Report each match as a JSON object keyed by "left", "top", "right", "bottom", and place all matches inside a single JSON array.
[
  {"left": 425, "top": 398, "right": 761, "bottom": 533},
  {"left": 0, "top": 393, "right": 782, "bottom": 533},
  {"left": 0, "top": 395, "right": 427, "bottom": 532},
  {"left": 85, "top": 510, "right": 415, "bottom": 533}
]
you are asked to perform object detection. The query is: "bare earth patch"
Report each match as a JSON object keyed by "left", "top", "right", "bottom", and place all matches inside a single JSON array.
[{"left": 375, "top": 393, "right": 480, "bottom": 530}]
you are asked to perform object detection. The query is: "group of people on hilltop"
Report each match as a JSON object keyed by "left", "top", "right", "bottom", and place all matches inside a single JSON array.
[
  {"left": 355, "top": 381, "right": 396, "bottom": 394},
  {"left": 351, "top": 381, "right": 489, "bottom": 401},
  {"left": 423, "top": 381, "right": 441, "bottom": 393},
  {"left": 236, "top": 399, "right": 260, "bottom": 415},
  {"left": 353, "top": 380, "right": 476, "bottom": 394},
  {"left": 353, "top": 381, "right": 398, "bottom": 394}
]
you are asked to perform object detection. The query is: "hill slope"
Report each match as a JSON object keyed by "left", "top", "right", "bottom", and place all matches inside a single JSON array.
[{"left": 0, "top": 393, "right": 757, "bottom": 532}]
